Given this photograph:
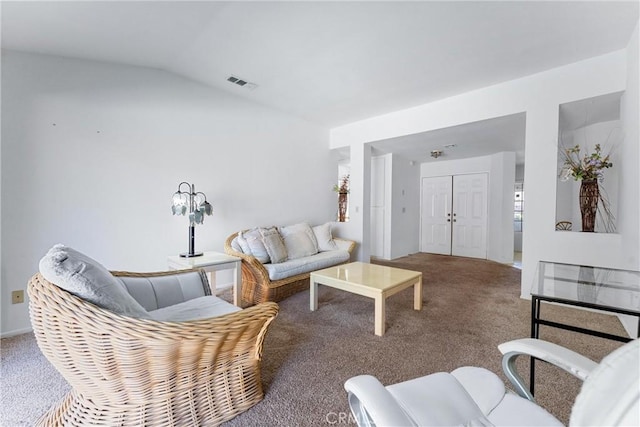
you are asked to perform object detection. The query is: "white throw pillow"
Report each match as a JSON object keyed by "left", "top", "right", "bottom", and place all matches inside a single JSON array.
[
  {"left": 241, "top": 228, "right": 270, "bottom": 263},
  {"left": 230, "top": 237, "right": 243, "bottom": 253},
  {"left": 235, "top": 232, "right": 252, "bottom": 255},
  {"left": 279, "top": 222, "right": 319, "bottom": 260},
  {"left": 260, "top": 227, "right": 288, "bottom": 264},
  {"left": 313, "top": 222, "right": 338, "bottom": 251},
  {"left": 39, "top": 244, "right": 150, "bottom": 318}
]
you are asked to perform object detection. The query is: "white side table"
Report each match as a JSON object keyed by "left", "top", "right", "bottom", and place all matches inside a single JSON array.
[{"left": 167, "top": 251, "right": 242, "bottom": 307}]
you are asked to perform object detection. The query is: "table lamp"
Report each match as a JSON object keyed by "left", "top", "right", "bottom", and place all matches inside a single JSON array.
[{"left": 171, "top": 182, "right": 213, "bottom": 257}]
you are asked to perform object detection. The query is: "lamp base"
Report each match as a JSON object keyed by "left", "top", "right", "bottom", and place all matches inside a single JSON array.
[{"left": 180, "top": 252, "right": 203, "bottom": 258}]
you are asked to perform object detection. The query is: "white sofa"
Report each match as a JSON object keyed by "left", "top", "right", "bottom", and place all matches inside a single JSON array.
[{"left": 225, "top": 222, "right": 356, "bottom": 305}]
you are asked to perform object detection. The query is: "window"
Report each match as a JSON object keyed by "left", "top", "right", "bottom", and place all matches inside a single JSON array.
[{"left": 514, "top": 182, "right": 523, "bottom": 232}]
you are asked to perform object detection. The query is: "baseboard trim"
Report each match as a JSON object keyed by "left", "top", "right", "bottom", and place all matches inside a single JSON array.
[{"left": 1, "top": 327, "right": 33, "bottom": 339}]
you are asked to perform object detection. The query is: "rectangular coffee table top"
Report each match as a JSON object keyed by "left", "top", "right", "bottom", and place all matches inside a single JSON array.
[
  {"left": 310, "top": 262, "right": 423, "bottom": 336},
  {"left": 312, "top": 262, "right": 421, "bottom": 292}
]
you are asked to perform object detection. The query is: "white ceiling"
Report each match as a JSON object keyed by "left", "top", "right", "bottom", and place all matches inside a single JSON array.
[
  {"left": 2, "top": 1, "right": 638, "bottom": 163},
  {"left": 371, "top": 113, "right": 527, "bottom": 164}
]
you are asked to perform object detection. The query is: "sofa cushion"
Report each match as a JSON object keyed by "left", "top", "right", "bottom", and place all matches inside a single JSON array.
[
  {"left": 260, "top": 226, "right": 288, "bottom": 263},
  {"left": 279, "top": 222, "right": 318, "bottom": 260},
  {"left": 264, "top": 249, "right": 351, "bottom": 281},
  {"left": 149, "top": 295, "right": 240, "bottom": 322},
  {"left": 313, "top": 222, "right": 338, "bottom": 251},
  {"left": 236, "top": 232, "right": 252, "bottom": 255},
  {"left": 242, "top": 228, "right": 270, "bottom": 263},
  {"left": 39, "top": 244, "right": 150, "bottom": 318}
]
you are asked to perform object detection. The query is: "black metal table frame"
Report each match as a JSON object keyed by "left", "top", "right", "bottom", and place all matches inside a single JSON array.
[{"left": 529, "top": 294, "right": 640, "bottom": 396}]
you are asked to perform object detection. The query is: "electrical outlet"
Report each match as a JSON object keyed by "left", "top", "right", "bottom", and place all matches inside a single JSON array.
[{"left": 12, "top": 290, "right": 25, "bottom": 304}]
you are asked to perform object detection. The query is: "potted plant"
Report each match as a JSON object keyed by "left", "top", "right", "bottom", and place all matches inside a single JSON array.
[{"left": 559, "top": 144, "right": 613, "bottom": 232}]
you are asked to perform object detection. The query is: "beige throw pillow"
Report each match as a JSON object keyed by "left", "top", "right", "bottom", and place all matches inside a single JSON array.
[
  {"left": 259, "top": 227, "right": 288, "bottom": 264},
  {"left": 279, "top": 222, "right": 319, "bottom": 260}
]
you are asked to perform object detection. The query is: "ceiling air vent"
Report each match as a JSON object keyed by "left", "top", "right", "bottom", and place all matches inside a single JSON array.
[{"left": 227, "top": 75, "right": 258, "bottom": 90}]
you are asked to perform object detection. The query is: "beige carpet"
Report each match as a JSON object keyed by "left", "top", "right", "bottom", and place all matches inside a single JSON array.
[{"left": 1, "top": 253, "right": 626, "bottom": 426}]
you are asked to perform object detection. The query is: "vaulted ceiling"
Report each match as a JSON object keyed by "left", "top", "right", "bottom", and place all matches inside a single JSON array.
[{"left": 2, "top": 1, "right": 638, "bottom": 162}]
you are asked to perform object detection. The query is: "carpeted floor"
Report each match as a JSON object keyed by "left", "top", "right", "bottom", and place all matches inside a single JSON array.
[{"left": 1, "top": 253, "right": 625, "bottom": 426}]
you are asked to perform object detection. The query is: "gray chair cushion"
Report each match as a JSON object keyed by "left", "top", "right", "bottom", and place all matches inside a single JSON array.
[
  {"left": 115, "top": 270, "right": 210, "bottom": 311},
  {"left": 39, "top": 244, "right": 150, "bottom": 318},
  {"left": 149, "top": 295, "right": 241, "bottom": 322}
]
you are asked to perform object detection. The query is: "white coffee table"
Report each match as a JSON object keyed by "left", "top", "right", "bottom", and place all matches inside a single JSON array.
[
  {"left": 310, "top": 262, "right": 423, "bottom": 336},
  {"left": 168, "top": 251, "right": 242, "bottom": 307}
]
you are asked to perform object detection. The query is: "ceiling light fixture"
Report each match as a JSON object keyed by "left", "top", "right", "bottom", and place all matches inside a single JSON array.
[{"left": 430, "top": 150, "right": 443, "bottom": 159}]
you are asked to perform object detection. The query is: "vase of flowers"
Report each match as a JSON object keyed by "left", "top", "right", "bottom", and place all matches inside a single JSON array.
[
  {"left": 333, "top": 174, "right": 350, "bottom": 222},
  {"left": 559, "top": 144, "right": 612, "bottom": 232}
]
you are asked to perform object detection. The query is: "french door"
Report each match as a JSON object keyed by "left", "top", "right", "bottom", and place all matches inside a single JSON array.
[{"left": 420, "top": 173, "right": 488, "bottom": 259}]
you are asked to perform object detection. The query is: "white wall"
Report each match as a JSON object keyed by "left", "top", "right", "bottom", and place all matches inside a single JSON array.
[
  {"left": 620, "top": 22, "right": 640, "bottom": 267},
  {"left": 419, "top": 152, "right": 515, "bottom": 264},
  {"left": 556, "top": 119, "right": 621, "bottom": 232},
  {"left": 619, "top": 22, "right": 640, "bottom": 337},
  {"left": 336, "top": 143, "right": 371, "bottom": 262},
  {"left": 1, "top": 51, "right": 335, "bottom": 336},
  {"left": 331, "top": 48, "right": 636, "bottom": 298}
]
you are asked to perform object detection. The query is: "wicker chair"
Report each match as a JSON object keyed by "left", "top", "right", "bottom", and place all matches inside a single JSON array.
[
  {"left": 225, "top": 232, "right": 356, "bottom": 305},
  {"left": 28, "top": 270, "right": 279, "bottom": 427}
]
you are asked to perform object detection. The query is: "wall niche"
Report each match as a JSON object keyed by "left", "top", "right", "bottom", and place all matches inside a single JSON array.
[{"left": 555, "top": 92, "right": 623, "bottom": 233}]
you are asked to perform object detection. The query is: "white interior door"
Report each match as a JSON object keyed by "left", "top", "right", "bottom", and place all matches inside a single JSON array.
[
  {"left": 420, "top": 176, "right": 452, "bottom": 255},
  {"left": 370, "top": 156, "right": 387, "bottom": 258},
  {"left": 451, "top": 174, "right": 488, "bottom": 258}
]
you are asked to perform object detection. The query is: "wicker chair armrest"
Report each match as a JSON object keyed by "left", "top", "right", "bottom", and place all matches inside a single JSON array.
[
  {"left": 224, "top": 231, "right": 272, "bottom": 283},
  {"left": 153, "top": 301, "right": 280, "bottom": 359},
  {"left": 31, "top": 273, "right": 278, "bottom": 346}
]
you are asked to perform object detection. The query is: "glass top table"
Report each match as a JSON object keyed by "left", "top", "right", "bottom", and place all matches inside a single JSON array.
[
  {"left": 532, "top": 261, "right": 640, "bottom": 323},
  {"left": 531, "top": 261, "right": 640, "bottom": 342},
  {"left": 528, "top": 261, "right": 640, "bottom": 395}
]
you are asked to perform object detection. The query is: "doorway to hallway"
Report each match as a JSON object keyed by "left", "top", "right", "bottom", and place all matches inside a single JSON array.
[{"left": 420, "top": 173, "right": 488, "bottom": 259}]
